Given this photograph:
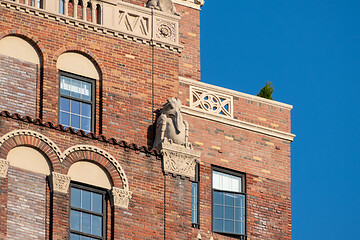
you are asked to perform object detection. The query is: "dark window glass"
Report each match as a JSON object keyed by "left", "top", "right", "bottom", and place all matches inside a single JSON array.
[
  {"left": 212, "top": 168, "right": 246, "bottom": 236},
  {"left": 59, "top": 72, "right": 94, "bottom": 133},
  {"left": 70, "top": 184, "right": 105, "bottom": 240}
]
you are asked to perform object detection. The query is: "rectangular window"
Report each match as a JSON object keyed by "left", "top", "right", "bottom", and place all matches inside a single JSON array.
[
  {"left": 59, "top": 72, "right": 94, "bottom": 133},
  {"left": 192, "top": 182, "right": 199, "bottom": 226},
  {"left": 212, "top": 167, "right": 246, "bottom": 238},
  {"left": 192, "top": 164, "right": 199, "bottom": 227},
  {"left": 69, "top": 183, "right": 106, "bottom": 240}
]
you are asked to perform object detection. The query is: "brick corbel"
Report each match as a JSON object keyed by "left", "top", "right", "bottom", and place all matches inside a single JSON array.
[
  {"left": 51, "top": 172, "right": 71, "bottom": 194},
  {"left": 0, "top": 158, "right": 9, "bottom": 178}
]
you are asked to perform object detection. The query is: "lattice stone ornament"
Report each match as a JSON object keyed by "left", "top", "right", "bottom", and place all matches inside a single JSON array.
[{"left": 190, "top": 86, "right": 233, "bottom": 118}]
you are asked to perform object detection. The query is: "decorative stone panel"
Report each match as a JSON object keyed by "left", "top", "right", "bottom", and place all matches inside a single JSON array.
[
  {"left": 52, "top": 172, "right": 71, "bottom": 194},
  {"left": 190, "top": 86, "right": 233, "bottom": 118},
  {"left": 0, "top": 0, "right": 183, "bottom": 52},
  {"left": 112, "top": 187, "right": 132, "bottom": 209},
  {"left": 0, "top": 158, "right": 9, "bottom": 178},
  {"left": 157, "top": 139, "right": 200, "bottom": 180}
]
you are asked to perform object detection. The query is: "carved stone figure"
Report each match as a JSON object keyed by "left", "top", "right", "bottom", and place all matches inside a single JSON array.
[
  {"left": 153, "top": 97, "right": 189, "bottom": 148},
  {"left": 146, "top": 0, "right": 180, "bottom": 16}
]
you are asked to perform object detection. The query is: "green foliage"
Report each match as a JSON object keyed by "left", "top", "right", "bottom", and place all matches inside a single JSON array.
[{"left": 257, "top": 82, "right": 274, "bottom": 100}]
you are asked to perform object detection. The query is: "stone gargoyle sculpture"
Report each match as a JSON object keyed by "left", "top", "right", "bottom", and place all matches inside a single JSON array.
[
  {"left": 153, "top": 97, "right": 189, "bottom": 148},
  {"left": 146, "top": 0, "right": 180, "bottom": 16}
]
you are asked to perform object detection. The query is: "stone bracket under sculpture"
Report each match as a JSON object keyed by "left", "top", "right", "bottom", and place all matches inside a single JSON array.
[
  {"left": 154, "top": 97, "right": 200, "bottom": 180},
  {"left": 158, "top": 139, "right": 200, "bottom": 180}
]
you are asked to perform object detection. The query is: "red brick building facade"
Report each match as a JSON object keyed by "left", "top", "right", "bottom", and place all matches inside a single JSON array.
[{"left": 0, "top": 0, "right": 294, "bottom": 239}]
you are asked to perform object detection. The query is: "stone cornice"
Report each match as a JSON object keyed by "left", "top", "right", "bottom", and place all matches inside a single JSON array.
[
  {"left": 173, "top": 0, "right": 204, "bottom": 10},
  {"left": 179, "top": 77, "right": 293, "bottom": 110},
  {"left": 181, "top": 106, "right": 295, "bottom": 141},
  {"left": 0, "top": 0, "right": 183, "bottom": 53}
]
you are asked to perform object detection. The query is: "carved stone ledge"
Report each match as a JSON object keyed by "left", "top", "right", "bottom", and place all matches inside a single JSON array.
[
  {"left": 52, "top": 172, "right": 71, "bottom": 194},
  {"left": 157, "top": 139, "right": 200, "bottom": 180},
  {"left": 0, "top": 158, "right": 9, "bottom": 178},
  {"left": 112, "top": 187, "right": 132, "bottom": 209},
  {"left": 173, "top": 0, "right": 204, "bottom": 10}
]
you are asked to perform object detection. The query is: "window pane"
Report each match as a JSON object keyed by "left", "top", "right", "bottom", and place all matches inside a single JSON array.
[
  {"left": 92, "top": 192, "right": 102, "bottom": 213},
  {"left": 59, "top": 0, "right": 64, "bottom": 14},
  {"left": 213, "top": 171, "right": 242, "bottom": 192},
  {"left": 70, "top": 79, "right": 82, "bottom": 99},
  {"left": 235, "top": 220, "right": 244, "bottom": 234},
  {"left": 60, "top": 111, "right": 70, "bottom": 126},
  {"left": 225, "top": 206, "right": 234, "bottom": 220},
  {"left": 60, "top": 76, "right": 71, "bottom": 96},
  {"left": 81, "top": 103, "right": 91, "bottom": 117},
  {"left": 213, "top": 171, "right": 221, "bottom": 189},
  {"left": 92, "top": 215, "right": 102, "bottom": 236},
  {"left": 70, "top": 233, "right": 80, "bottom": 240},
  {"left": 81, "top": 190, "right": 91, "bottom": 211},
  {"left": 213, "top": 218, "right": 223, "bottom": 232},
  {"left": 60, "top": 97, "right": 70, "bottom": 112},
  {"left": 71, "top": 115, "right": 80, "bottom": 129},
  {"left": 70, "top": 210, "right": 80, "bottom": 231},
  {"left": 213, "top": 205, "right": 223, "bottom": 219},
  {"left": 81, "top": 81, "right": 92, "bottom": 101},
  {"left": 71, "top": 188, "right": 81, "bottom": 208},
  {"left": 235, "top": 207, "right": 242, "bottom": 221},
  {"left": 224, "top": 193, "right": 234, "bottom": 206},
  {"left": 71, "top": 100, "right": 81, "bottom": 115},
  {"left": 224, "top": 220, "right": 234, "bottom": 233},
  {"left": 213, "top": 191, "right": 223, "bottom": 205},
  {"left": 81, "top": 212, "right": 91, "bottom": 234},
  {"left": 191, "top": 182, "right": 198, "bottom": 224},
  {"left": 80, "top": 236, "right": 94, "bottom": 240},
  {"left": 81, "top": 117, "right": 91, "bottom": 132}
]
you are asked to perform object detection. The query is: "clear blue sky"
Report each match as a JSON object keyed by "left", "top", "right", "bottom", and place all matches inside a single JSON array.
[{"left": 200, "top": 0, "right": 360, "bottom": 239}]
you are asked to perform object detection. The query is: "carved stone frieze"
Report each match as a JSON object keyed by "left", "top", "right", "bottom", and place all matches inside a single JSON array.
[
  {"left": 52, "top": 172, "right": 71, "bottom": 194},
  {"left": 112, "top": 187, "right": 132, "bottom": 209},
  {"left": 0, "top": 0, "right": 183, "bottom": 52},
  {"left": 157, "top": 139, "right": 200, "bottom": 180},
  {"left": 0, "top": 158, "right": 9, "bottom": 178}
]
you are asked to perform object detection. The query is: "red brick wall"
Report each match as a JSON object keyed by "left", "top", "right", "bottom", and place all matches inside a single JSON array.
[
  {"left": 177, "top": 5, "right": 201, "bottom": 81},
  {"left": 6, "top": 167, "right": 47, "bottom": 240},
  {"left": 0, "top": 55, "right": 38, "bottom": 119}
]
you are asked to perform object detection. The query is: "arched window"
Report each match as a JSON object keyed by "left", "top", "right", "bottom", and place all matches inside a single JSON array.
[
  {"left": 56, "top": 52, "right": 100, "bottom": 133},
  {"left": 68, "top": 161, "right": 111, "bottom": 239},
  {"left": 0, "top": 35, "right": 41, "bottom": 118}
]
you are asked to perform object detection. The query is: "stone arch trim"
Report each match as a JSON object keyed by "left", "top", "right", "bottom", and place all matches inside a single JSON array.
[
  {"left": 52, "top": 46, "right": 106, "bottom": 79},
  {"left": 0, "top": 129, "right": 61, "bottom": 166},
  {"left": 0, "top": 30, "right": 47, "bottom": 64},
  {"left": 62, "top": 145, "right": 129, "bottom": 191}
]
